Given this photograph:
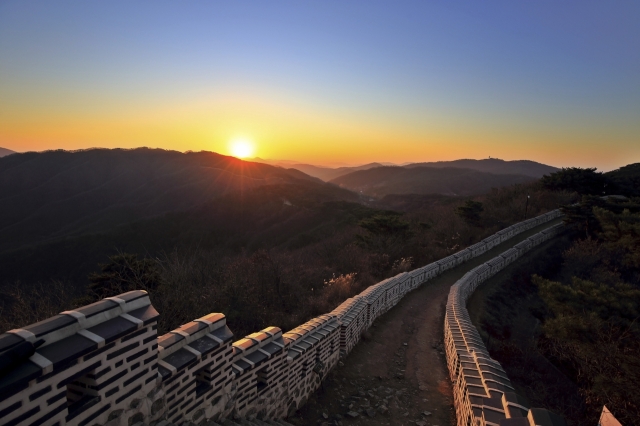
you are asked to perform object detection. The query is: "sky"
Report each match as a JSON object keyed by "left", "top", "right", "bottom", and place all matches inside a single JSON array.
[{"left": 0, "top": 1, "right": 639, "bottom": 170}]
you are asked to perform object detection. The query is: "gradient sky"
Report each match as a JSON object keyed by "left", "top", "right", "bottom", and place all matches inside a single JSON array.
[{"left": 1, "top": 1, "right": 639, "bottom": 170}]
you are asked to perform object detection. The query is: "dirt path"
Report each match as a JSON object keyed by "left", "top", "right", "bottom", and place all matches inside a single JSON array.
[{"left": 289, "top": 219, "right": 563, "bottom": 426}]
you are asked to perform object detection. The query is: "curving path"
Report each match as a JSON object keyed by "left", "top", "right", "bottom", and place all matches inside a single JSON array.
[{"left": 290, "top": 218, "right": 563, "bottom": 426}]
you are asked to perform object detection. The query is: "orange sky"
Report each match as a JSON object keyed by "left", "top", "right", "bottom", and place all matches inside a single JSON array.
[
  {"left": 2, "top": 85, "right": 637, "bottom": 170},
  {"left": 1, "top": 2, "right": 639, "bottom": 171}
]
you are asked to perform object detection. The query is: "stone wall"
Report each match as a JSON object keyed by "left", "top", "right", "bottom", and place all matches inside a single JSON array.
[
  {"left": 0, "top": 210, "right": 563, "bottom": 426},
  {"left": 444, "top": 222, "right": 567, "bottom": 426}
]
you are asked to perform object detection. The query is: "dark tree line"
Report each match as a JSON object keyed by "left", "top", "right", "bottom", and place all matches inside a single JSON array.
[{"left": 540, "top": 164, "right": 640, "bottom": 197}]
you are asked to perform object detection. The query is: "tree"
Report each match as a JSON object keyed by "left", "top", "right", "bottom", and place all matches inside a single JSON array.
[
  {"left": 540, "top": 167, "right": 610, "bottom": 195},
  {"left": 356, "top": 212, "right": 412, "bottom": 252},
  {"left": 593, "top": 206, "right": 640, "bottom": 269},
  {"left": 561, "top": 195, "right": 640, "bottom": 243},
  {"left": 358, "top": 212, "right": 410, "bottom": 235},
  {"left": 605, "top": 163, "right": 640, "bottom": 197},
  {"left": 534, "top": 274, "right": 640, "bottom": 423},
  {"left": 88, "top": 252, "right": 162, "bottom": 300},
  {"left": 456, "top": 200, "right": 484, "bottom": 224},
  {"left": 561, "top": 196, "right": 606, "bottom": 238}
]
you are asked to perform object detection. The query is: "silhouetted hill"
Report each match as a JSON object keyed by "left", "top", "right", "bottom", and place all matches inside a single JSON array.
[
  {"left": 250, "top": 158, "right": 388, "bottom": 181},
  {"left": 250, "top": 157, "right": 353, "bottom": 168},
  {"left": 606, "top": 163, "right": 640, "bottom": 197},
  {"left": 0, "top": 147, "right": 15, "bottom": 158},
  {"left": 287, "top": 162, "right": 386, "bottom": 181},
  {"left": 405, "top": 158, "right": 557, "bottom": 178},
  {"left": 0, "top": 148, "right": 324, "bottom": 251},
  {"left": 330, "top": 166, "right": 536, "bottom": 198},
  {"left": 255, "top": 157, "right": 556, "bottom": 181}
]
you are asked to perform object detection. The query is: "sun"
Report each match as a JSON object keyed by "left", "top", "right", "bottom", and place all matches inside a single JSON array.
[{"left": 229, "top": 138, "right": 255, "bottom": 159}]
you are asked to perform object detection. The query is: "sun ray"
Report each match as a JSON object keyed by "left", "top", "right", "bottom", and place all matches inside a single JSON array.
[{"left": 229, "top": 138, "right": 255, "bottom": 159}]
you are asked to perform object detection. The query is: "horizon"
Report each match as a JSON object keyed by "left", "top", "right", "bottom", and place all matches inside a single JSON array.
[
  {"left": 1, "top": 1, "right": 639, "bottom": 171},
  {"left": 0, "top": 145, "right": 633, "bottom": 172}
]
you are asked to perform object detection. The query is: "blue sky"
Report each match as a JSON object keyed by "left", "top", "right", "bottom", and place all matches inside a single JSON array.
[{"left": 1, "top": 1, "right": 638, "bottom": 169}]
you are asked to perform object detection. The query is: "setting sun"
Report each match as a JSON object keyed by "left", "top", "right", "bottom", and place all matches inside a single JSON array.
[{"left": 229, "top": 138, "right": 255, "bottom": 159}]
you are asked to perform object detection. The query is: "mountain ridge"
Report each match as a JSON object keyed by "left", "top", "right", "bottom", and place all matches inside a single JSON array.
[
  {"left": 284, "top": 162, "right": 386, "bottom": 181},
  {"left": 330, "top": 166, "right": 537, "bottom": 198},
  {"left": 253, "top": 157, "right": 558, "bottom": 181},
  {"left": 0, "top": 148, "right": 329, "bottom": 251},
  {"left": 404, "top": 158, "right": 557, "bottom": 178},
  {"left": 0, "top": 147, "right": 16, "bottom": 158}
]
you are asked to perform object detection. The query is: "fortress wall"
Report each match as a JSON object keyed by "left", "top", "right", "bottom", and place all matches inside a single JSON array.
[
  {"left": 283, "top": 314, "right": 340, "bottom": 414},
  {"left": 444, "top": 221, "right": 567, "bottom": 426},
  {"left": 0, "top": 291, "right": 160, "bottom": 426},
  {"left": 155, "top": 313, "right": 237, "bottom": 424},
  {"left": 0, "top": 210, "right": 563, "bottom": 426}
]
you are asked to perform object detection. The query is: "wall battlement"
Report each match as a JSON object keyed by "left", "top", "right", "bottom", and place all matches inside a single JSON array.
[
  {"left": 444, "top": 222, "right": 567, "bottom": 426},
  {"left": 0, "top": 210, "right": 563, "bottom": 426}
]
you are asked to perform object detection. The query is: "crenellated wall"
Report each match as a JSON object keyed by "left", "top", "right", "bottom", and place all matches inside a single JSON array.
[
  {"left": 0, "top": 291, "right": 160, "bottom": 426},
  {"left": 0, "top": 210, "right": 563, "bottom": 426},
  {"left": 444, "top": 222, "right": 567, "bottom": 426}
]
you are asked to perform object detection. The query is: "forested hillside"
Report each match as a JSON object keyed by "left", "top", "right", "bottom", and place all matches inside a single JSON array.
[
  {"left": 0, "top": 177, "right": 574, "bottom": 339},
  {"left": 0, "top": 148, "right": 317, "bottom": 251}
]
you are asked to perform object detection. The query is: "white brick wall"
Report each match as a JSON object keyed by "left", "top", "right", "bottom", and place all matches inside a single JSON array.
[{"left": 443, "top": 217, "right": 567, "bottom": 426}]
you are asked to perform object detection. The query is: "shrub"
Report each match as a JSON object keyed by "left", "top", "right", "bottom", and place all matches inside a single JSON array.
[{"left": 456, "top": 200, "right": 484, "bottom": 224}]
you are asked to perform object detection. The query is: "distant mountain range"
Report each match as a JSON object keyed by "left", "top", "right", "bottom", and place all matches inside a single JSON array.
[
  {"left": 253, "top": 157, "right": 557, "bottom": 182},
  {"left": 330, "top": 166, "right": 537, "bottom": 198},
  {"left": 0, "top": 149, "right": 561, "bottom": 252},
  {"left": 404, "top": 158, "right": 557, "bottom": 178},
  {"left": 0, "top": 147, "right": 16, "bottom": 158},
  {"left": 282, "top": 162, "right": 387, "bottom": 181},
  {"left": 0, "top": 148, "right": 327, "bottom": 251},
  {"left": 250, "top": 158, "right": 397, "bottom": 180},
  {"left": 267, "top": 157, "right": 558, "bottom": 198}
]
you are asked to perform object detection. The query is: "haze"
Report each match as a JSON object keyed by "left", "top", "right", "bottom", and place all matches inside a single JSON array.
[{"left": 1, "top": 1, "right": 639, "bottom": 170}]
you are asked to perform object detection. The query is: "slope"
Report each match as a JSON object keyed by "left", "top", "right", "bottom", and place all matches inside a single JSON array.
[{"left": 0, "top": 148, "right": 319, "bottom": 251}]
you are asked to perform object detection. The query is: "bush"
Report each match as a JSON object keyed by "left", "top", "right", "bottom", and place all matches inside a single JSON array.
[{"left": 456, "top": 200, "right": 484, "bottom": 224}]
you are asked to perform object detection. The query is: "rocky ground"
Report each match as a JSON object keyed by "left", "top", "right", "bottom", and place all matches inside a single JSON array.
[{"left": 287, "top": 218, "right": 563, "bottom": 426}]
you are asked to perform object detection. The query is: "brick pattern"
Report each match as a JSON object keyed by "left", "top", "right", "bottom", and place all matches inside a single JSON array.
[
  {"left": 283, "top": 315, "right": 340, "bottom": 415},
  {"left": 156, "top": 313, "right": 235, "bottom": 425},
  {"left": 0, "top": 210, "right": 565, "bottom": 426},
  {"left": 331, "top": 297, "right": 368, "bottom": 356},
  {"left": 229, "top": 327, "right": 287, "bottom": 420},
  {"left": 0, "top": 291, "right": 159, "bottom": 426},
  {"left": 360, "top": 279, "right": 390, "bottom": 327},
  {"left": 444, "top": 216, "right": 567, "bottom": 426}
]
